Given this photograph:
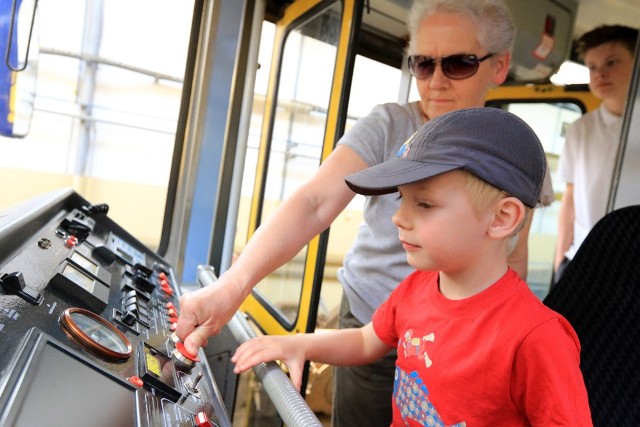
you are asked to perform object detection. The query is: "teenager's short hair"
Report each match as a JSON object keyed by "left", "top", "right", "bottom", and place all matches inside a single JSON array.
[{"left": 575, "top": 25, "right": 639, "bottom": 59}]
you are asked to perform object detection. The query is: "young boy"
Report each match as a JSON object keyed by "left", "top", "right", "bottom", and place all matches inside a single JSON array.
[{"left": 232, "top": 108, "right": 592, "bottom": 426}]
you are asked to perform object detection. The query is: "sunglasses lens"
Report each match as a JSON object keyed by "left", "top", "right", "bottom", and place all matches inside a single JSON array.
[
  {"left": 409, "top": 55, "right": 483, "bottom": 80},
  {"left": 441, "top": 55, "right": 479, "bottom": 79},
  {"left": 409, "top": 56, "right": 436, "bottom": 80}
]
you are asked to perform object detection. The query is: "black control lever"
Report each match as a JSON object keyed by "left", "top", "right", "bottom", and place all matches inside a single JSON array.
[
  {"left": 59, "top": 209, "right": 96, "bottom": 242},
  {"left": 82, "top": 203, "right": 109, "bottom": 216},
  {"left": 0, "top": 272, "right": 43, "bottom": 305}
]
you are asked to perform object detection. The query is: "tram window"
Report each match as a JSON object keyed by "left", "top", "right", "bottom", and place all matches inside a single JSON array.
[
  {"left": 0, "top": 0, "right": 194, "bottom": 251},
  {"left": 345, "top": 55, "right": 403, "bottom": 118},
  {"left": 252, "top": 4, "right": 342, "bottom": 326},
  {"left": 238, "top": 19, "right": 407, "bottom": 327},
  {"left": 491, "top": 101, "right": 584, "bottom": 299}
]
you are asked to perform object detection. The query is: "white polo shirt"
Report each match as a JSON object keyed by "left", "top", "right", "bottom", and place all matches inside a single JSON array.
[{"left": 557, "top": 104, "right": 621, "bottom": 260}]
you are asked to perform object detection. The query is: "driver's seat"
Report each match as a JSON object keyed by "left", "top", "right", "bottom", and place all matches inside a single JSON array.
[{"left": 544, "top": 205, "right": 640, "bottom": 426}]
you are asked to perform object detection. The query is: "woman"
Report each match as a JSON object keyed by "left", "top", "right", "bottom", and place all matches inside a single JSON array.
[{"left": 177, "top": 1, "right": 551, "bottom": 425}]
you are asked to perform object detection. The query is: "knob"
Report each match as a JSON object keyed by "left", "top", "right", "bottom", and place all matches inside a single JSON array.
[
  {"left": 0, "top": 272, "right": 43, "bottom": 305},
  {"left": 0, "top": 271, "right": 25, "bottom": 292},
  {"left": 121, "top": 310, "right": 137, "bottom": 326},
  {"left": 172, "top": 342, "right": 200, "bottom": 370},
  {"left": 169, "top": 332, "right": 181, "bottom": 344}
]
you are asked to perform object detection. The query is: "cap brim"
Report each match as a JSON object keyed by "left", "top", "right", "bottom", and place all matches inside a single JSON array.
[{"left": 345, "top": 159, "right": 462, "bottom": 196}]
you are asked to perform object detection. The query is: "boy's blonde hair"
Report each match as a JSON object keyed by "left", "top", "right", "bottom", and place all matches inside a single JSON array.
[{"left": 462, "top": 170, "right": 532, "bottom": 240}]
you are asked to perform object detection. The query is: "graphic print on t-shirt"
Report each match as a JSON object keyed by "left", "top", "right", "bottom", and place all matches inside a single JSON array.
[
  {"left": 393, "top": 368, "right": 466, "bottom": 427},
  {"left": 401, "top": 329, "right": 435, "bottom": 368},
  {"left": 394, "top": 329, "right": 465, "bottom": 426}
]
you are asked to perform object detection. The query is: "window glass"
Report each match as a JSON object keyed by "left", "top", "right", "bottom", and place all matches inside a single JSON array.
[
  {"left": 252, "top": 4, "right": 342, "bottom": 326},
  {"left": 0, "top": 0, "right": 194, "bottom": 251},
  {"left": 497, "top": 102, "right": 583, "bottom": 298}
]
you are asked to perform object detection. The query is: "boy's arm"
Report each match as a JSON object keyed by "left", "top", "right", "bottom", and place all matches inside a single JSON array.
[
  {"left": 555, "top": 183, "right": 575, "bottom": 271},
  {"left": 231, "top": 323, "right": 392, "bottom": 390}
]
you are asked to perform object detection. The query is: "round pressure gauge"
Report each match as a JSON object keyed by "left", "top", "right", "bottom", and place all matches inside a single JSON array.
[{"left": 61, "top": 307, "right": 132, "bottom": 360}]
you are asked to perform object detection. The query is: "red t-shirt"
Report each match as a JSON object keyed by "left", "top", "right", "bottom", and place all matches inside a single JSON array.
[{"left": 372, "top": 268, "right": 592, "bottom": 426}]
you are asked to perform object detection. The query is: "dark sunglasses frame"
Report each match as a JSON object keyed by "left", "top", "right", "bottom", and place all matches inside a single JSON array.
[{"left": 407, "top": 53, "right": 494, "bottom": 80}]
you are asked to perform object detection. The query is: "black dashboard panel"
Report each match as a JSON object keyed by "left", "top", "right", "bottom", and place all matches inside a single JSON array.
[{"left": 0, "top": 189, "right": 230, "bottom": 427}]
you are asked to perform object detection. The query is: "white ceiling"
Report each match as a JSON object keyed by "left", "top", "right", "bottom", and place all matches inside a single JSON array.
[
  {"left": 366, "top": 0, "right": 640, "bottom": 40},
  {"left": 574, "top": 0, "right": 640, "bottom": 36}
]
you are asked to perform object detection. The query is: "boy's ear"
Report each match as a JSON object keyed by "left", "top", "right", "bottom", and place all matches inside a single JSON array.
[{"left": 488, "top": 197, "right": 526, "bottom": 239}]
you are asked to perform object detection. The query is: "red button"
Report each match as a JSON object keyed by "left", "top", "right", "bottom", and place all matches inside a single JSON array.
[
  {"left": 194, "top": 412, "right": 213, "bottom": 427},
  {"left": 158, "top": 272, "right": 167, "bottom": 281},
  {"left": 127, "top": 376, "right": 144, "bottom": 388},
  {"left": 168, "top": 316, "right": 178, "bottom": 324},
  {"left": 166, "top": 302, "right": 175, "bottom": 309},
  {"left": 176, "top": 342, "right": 200, "bottom": 362}
]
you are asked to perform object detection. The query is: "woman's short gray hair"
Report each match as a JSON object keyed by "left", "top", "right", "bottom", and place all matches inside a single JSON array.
[{"left": 407, "top": 0, "right": 516, "bottom": 55}]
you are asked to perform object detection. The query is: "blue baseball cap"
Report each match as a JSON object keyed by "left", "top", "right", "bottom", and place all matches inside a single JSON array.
[{"left": 345, "top": 107, "right": 546, "bottom": 208}]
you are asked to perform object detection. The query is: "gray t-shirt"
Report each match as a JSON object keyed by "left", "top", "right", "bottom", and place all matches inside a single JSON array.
[{"left": 337, "top": 102, "right": 425, "bottom": 323}]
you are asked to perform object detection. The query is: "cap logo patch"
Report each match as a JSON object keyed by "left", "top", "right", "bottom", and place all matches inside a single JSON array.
[{"left": 397, "top": 131, "right": 418, "bottom": 159}]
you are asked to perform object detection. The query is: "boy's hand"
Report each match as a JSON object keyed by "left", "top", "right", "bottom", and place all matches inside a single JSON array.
[{"left": 231, "top": 335, "right": 307, "bottom": 391}]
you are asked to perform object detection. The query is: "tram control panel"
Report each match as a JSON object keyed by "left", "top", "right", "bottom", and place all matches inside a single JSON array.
[{"left": 0, "top": 189, "right": 231, "bottom": 427}]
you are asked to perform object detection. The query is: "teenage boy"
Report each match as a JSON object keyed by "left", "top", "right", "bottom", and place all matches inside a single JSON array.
[
  {"left": 232, "top": 108, "right": 592, "bottom": 426},
  {"left": 555, "top": 25, "right": 639, "bottom": 281}
]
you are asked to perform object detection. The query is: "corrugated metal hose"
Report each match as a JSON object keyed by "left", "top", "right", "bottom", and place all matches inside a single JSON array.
[{"left": 197, "top": 265, "right": 322, "bottom": 427}]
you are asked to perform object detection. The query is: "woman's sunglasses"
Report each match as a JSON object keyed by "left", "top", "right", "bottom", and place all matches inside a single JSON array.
[{"left": 408, "top": 53, "right": 494, "bottom": 80}]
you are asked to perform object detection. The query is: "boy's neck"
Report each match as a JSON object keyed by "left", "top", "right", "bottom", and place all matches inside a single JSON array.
[{"left": 438, "top": 262, "right": 510, "bottom": 300}]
